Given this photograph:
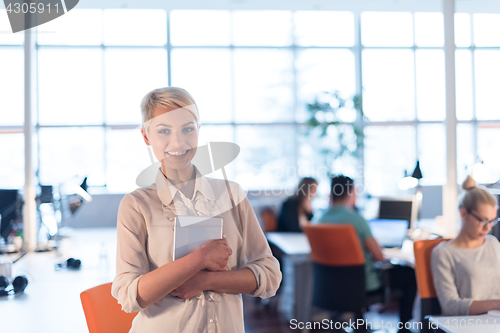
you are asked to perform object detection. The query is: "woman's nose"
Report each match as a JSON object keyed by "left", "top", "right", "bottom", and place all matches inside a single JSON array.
[{"left": 169, "top": 130, "right": 184, "bottom": 147}]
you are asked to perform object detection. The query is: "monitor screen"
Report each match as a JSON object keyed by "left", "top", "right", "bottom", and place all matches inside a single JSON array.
[
  {"left": 0, "top": 190, "right": 22, "bottom": 240},
  {"left": 369, "top": 219, "right": 409, "bottom": 248},
  {"left": 378, "top": 199, "right": 414, "bottom": 229}
]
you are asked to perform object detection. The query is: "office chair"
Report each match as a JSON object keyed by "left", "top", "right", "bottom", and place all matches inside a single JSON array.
[
  {"left": 80, "top": 283, "right": 138, "bottom": 333},
  {"left": 303, "top": 224, "right": 384, "bottom": 330},
  {"left": 414, "top": 238, "right": 448, "bottom": 333}
]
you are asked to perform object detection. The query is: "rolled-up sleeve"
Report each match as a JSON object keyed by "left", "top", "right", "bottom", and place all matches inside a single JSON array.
[
  {"left": 111, "top": 193, "right": 149, "bottom": 313},
  {"left": 233, "top": 185, "right": 282, "bottom": 299},
  {"left": 431, "top": 247, "right": 473, "bottom": 316}
]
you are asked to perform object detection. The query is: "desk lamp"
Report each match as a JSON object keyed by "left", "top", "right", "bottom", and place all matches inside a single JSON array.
[
  {"left": 398, "top": 161, "right": 423, "bottom": 191},
  {"left": 398, "top": 161, "right": 423, "bottom": 220},
  {"left": 412, "top": 161, "right": 423, "bottom": 220}
]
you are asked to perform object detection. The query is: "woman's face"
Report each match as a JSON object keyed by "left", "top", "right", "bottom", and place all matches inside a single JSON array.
[
  {"left": 142, "top": 105, "right": 199, "bottom": 171},
  {"left": 308, "top": 183, "right": 318, "bottom": 200},
  {"left": 461, "top": 203, "right": 497, "bottom": 240}
]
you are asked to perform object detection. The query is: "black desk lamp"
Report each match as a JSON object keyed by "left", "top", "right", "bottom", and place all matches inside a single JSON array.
[
  {"left": 398, "top": 161, "right": 423, "bottom": 222},
  {"left": 398, "top": 161, "right": 423, "bottom": 190},
  {"left": 412, "top": 161, "right": 423, "bottom": 220},
  {"left": 411, "top": 161, "right": 423, "bottom": 180}
]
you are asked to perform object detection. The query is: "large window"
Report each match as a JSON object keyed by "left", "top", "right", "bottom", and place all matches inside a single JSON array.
[
  {"left": 1, "top": 8, "right": 500, "bottom": 196},
  {"left": 361, "top": 11, "right": 500, "bottom": 196},
  {"left": 0, "top": 9, "right": 24, "bottom": 189},
  {"left": 35, "top": 9, "right": 167, "bottom": 191}
]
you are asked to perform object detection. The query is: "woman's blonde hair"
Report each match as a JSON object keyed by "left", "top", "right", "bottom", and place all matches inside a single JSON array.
[
  {"left": 140, "top": 87, "right": 199, "bottom": 129},
  {"left": 458, "top": 175, "right": 497, "bottom": 211}
]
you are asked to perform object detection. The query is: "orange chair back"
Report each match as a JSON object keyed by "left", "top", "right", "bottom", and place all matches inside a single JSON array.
[
  {"left": 303, "top": 223, "right": 365, "bottom": 266},
  {"left": 413, "top": 238, "right": 448, "bottom": 299},
  {"left": 80, "top": 283, "right": 137, "bottom": 333}
]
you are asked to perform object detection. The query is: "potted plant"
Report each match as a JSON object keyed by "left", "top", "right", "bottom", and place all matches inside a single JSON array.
[{"left": 304, "top": 91, "right": 365, "bottom": 175}]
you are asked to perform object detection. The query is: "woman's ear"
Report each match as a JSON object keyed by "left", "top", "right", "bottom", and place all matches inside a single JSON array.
[
  {"left": 459, "top": 208, "right": 468, "bottom": 221},
  {"left": 141, "top": 128, "right": 150, "bottom": 146}
]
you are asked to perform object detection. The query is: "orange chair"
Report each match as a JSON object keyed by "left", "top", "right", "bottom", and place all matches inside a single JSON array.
[
  {"left": 414, "top": 238, "right": 448, "bottom": 333},
  {"left": 303, "top": 224, "right": 384, "bottom": 323},
  {"left": 80, "top": 283, "right": 138, "bottom": 333}
]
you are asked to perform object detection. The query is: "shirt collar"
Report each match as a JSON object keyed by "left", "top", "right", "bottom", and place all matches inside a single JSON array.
[{"left": 155, "top": 166, "right": 215, "bottom": 207}]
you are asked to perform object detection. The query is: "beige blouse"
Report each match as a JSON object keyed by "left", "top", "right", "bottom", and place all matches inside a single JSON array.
[{"left": 111, "top": 167, "right": 281, "bottom": 333}]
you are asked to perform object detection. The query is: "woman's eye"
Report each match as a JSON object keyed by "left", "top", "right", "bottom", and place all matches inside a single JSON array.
[
  {"left": 158, "top": 129, "right": 170, "bottom": 134},
  {"left": 183, "top": 127, "right": 195, "bottom": 133}
]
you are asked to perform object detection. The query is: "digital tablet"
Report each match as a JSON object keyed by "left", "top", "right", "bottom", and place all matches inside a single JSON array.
[{"left": 173, "top": 216, "right": 223, "bottom": 261}]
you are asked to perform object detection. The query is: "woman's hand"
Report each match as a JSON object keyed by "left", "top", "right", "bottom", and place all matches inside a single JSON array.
[
  {"left": 200, "top": 239, "right": 232, "bottom": 271},
  {"left": 170, "top": 271, "right": 209, "bottom": 299}
]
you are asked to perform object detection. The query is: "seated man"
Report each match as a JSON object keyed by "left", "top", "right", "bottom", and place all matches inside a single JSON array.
[{"left": 314, "top": 175, "right": 416, "bottom": 333}]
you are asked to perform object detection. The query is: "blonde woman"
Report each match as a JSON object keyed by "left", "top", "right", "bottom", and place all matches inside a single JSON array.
[
  {"left": 431, "top": 175, "right": 500, "bottom": 316},
  {"left": 111, "top": 87, "right": 281, "bottom": 332}
]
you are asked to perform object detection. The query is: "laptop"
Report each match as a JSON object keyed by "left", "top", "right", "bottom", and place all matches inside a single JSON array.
[{"left": 368, "top": 219, "right": 409, "bottom": 248}]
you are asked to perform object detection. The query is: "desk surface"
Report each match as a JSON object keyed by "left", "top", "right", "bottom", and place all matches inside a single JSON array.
[
  {"left": 2, "top": 228, "right": 117, "bottom": 333},
  {"left": 266, "top": 232, "right": 414, "bottom": 264},
  {"left": 429, "top": 314, "right": 500, "bottom": 333},
  {"left": 266, "top": 232, "right": 310, "bottom": 255}
]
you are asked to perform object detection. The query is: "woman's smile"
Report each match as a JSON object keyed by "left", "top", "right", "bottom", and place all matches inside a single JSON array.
[
  {"left": 164, "top": 149, "right": 192, "bottom": 160},
  {"left": 166, "top": 150, "right": 189, "bottom": 156}
]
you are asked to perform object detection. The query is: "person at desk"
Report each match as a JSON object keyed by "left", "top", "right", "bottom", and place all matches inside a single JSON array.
[
  {"left": 112, "top": 87, "right": 281, "bottom": 333},
  {"left": 277, "top": 177, "right": 317, "bottom": 232},
  {"left": 431, "top": 176, "right": 500, "bottom": 316},
  {"left": 314, "top": 175, "right": 416, "bottom": 333}
]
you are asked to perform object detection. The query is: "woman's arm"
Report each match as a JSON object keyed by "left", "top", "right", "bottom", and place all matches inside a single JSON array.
[
  {"left": 169, "top": 268, "right": 257, "bottom": 299},
  {"left": 234, "top": 185, "right": 282, "bottom": 298},
  {"left": 137, "top": 239, "right": 232, "bottom": 308},
  {"left": 208, "top": 268, "right": 257, "bottom": 294},
  {"left": 468, "top": 300, "right": 500, "bottom": 315}
]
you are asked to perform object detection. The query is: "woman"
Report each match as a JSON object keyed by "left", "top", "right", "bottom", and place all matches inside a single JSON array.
[
  {"left": 277, "top": 177, "right": 317, "bottom": 232},
  {"left": 111, "top": 87, "right": 281, "bottom": 332},
  {"left": 431, "top": 175, "right": 500, "bottom": 316}
]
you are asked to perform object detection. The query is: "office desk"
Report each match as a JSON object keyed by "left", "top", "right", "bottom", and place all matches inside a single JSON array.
[
  {"left": 382, "top": 239, "right": 415, "bottom": 267},
  {"left": 267, "top": 232, "right": 312, "bottom": 323},
  {"left": 428, "top": 314, "right": 500, "bottom": 333},
  {"left": 266, "top": 232, "right": 414, "bottom": 324},
  {"left": 1, "top": 228, "right": 117, "bottom": 333}
]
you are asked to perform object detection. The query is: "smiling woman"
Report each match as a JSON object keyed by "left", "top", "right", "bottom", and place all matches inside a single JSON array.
[{"left": 111, "top": 87, "right": 281, "bottom": 333}]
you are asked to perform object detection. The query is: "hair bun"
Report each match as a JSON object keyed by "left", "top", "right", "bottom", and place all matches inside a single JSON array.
[{"left": 462, "top": 175, "right": 476, "bottom": 190}]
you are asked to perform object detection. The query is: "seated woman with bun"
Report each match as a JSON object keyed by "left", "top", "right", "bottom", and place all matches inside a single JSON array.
[{"left": 431, "top": 175, "right": 500, "bottom": 316}]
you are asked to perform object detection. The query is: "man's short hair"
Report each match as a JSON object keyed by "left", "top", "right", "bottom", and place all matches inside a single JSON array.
[{"left": 330, "top": 175, "right": 354, "bottom": 201}]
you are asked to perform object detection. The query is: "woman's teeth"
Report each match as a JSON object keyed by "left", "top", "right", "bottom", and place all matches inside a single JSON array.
[{"left": 167, "top": 150, "right": 188, "bottom": 156}]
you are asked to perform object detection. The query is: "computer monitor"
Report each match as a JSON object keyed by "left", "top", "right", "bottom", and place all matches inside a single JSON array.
[
  {"left": 0, "top": 190, "right": 22, "bottom": 240},
  {"left": 368, "top": 219, "right": 409, "bottom": 248},
  {"left": 378, "top": 197, "right": 417, "bottom": 229}
]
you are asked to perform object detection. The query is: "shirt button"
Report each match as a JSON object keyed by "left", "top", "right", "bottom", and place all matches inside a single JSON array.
[
  {"left": 208, "top": 297, "right": 212, "bottom": 302},
  {"left": 209, "top": 319, "right": 214, "bottom": 323}
]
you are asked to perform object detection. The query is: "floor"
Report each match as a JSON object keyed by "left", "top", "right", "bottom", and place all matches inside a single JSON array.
[{"left": 243, "top": 294, "right": 422, "bottom": 333}]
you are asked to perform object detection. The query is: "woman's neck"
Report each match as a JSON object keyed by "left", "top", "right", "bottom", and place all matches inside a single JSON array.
[
  {"left": 301, "top": 197, "right": 312, "bottom": 214},
  {"left": 452, "top": 230, "right": 485, "bottom": 249},
  {"left": 161, "top": 162, "right": 195, "bottom": 185}
]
